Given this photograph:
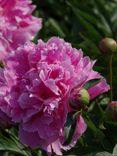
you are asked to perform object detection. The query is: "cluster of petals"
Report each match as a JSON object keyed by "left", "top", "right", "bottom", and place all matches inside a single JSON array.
[
  {"left": 0, "top": 37, "right": 109, "bottom": 155},
  {"left": 0, "top": 0, "right": 42, "bottom": 59}
]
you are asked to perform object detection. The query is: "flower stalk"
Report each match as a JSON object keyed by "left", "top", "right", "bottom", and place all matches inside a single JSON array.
[{"left": 109, "top": 54, "right": 113, "bottom": 102}]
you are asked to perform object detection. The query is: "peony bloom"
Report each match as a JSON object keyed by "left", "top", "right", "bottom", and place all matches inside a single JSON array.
[
  {"left": 0, "top": 37, "right": 109, "bottom": 155},
  {"left": 0, "top": 0, "right": 42, "bottom": 58}
]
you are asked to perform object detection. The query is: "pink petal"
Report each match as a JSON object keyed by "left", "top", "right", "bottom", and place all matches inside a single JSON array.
[
  {"left": 88, "top": 79, "right": 110, "bottom": 100},
  {"left": 62, "top": 114, "right": 87, "bottom": 151}
]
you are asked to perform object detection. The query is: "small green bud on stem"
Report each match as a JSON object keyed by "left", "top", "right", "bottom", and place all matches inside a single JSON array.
[
  {"left": 99, "top": 38, "right": 117, "bottom": 55},
  {"left": 69, "top": 88, "right": 90, "bottom": 111}
]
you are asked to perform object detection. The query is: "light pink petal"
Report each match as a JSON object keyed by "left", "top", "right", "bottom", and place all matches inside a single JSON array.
[{"left": 52, "top": 139, "right": 63, "bottom": 155}]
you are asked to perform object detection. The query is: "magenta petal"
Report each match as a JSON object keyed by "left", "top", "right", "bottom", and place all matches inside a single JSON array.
[
  {"left": 52, "top": 139, "right": 63, "bottom": 155},
  {"left": 19, "top": 125, "right": 41, "bottom": 148},
  {"left": 62, "top": 114, "right": 87, "bottom": 151},
  {"left": 19, "top": 125, "right": 52, "bottom": 154},
  {"left": 39, "top": 70, "right": 60, "bottom": 96},
  {"left": 88, "top": 79, "right": 110, "bottom": 100}
]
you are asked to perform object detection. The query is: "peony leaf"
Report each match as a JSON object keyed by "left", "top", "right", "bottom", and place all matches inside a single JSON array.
[
  {"left": 0, "top": 130, "right": 31, "bottom": 156},
  {"left": 83, "top": 79, "right": 101, "bottom": 90},
  {"left": 64, "top": 112, "right": 77, "bottom": 145},
  {"left": 48, "top": 18, "right": 65, "bottom": 37},
  {"left": 82, "top": 151, "right": 112, "bottom": 156},
  {"left": 113, "top": 144, "right": 117, "bottom": 156}
]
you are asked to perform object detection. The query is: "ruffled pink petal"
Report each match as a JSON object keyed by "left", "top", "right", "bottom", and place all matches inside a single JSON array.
[
  {"left": 0, "top": 0, "right": 42, "bottom": 59},
  {"left": 62, "top": 114, "right": 87, "bottom": 151},
  {"left": 52, "top": 139, "right": 63, "bottom": 155},
  {"left": 88, "top": 79, "right": 110, "bottom": 100},
  {"left": 19, "top": 125, "right": 51, "bottom": 153}
]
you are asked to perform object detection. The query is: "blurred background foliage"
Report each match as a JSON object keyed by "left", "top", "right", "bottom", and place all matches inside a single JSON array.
[{"left": 33, "top": 0, "right": 117, "bottom": 99}]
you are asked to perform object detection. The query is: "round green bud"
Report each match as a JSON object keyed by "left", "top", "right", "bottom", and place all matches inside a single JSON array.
[
  {"left": 69, "top": 88, "right": 90, "bottom": 111},
  {"left": 79, "top": 88, "right": 90, "bottom": 105},
  {"left": 99, "top": 38, "right": 117, "bottom": 54}
]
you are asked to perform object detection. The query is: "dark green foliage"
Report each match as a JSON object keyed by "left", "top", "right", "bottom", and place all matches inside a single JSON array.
[{"left": 0, "top": 128, "right": 31, "bottom": 156}]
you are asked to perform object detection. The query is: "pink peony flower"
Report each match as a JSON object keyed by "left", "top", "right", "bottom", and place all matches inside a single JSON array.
[
  {"left": 0, "top": 37, "right": 109, "bottom": 155},
  {"left": 0, "top": 0, "right": 42, "bottom": 58}
]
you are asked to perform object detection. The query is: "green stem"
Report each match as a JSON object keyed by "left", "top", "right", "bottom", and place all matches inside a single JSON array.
[{"left": 109, "top": 54, "right": 113, "bottom": 102}]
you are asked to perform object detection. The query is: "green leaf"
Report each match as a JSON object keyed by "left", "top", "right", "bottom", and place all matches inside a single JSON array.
[
  {"left": 48, "top": 18, "right": 65, "bottom": 37},
  {"left": 64, "top": 112, "right": 78, "bottom": 145},
  {"left": 93, "top": 1, "right": 112, "bottom": 36},
  {"left": 83, "top": 151, "right": 112, "bottom": 156},
  {"left": 83, "top": 79, "right": 101, "bottom": 90},
  {"left": 104, "top": 122, "right": 117, "bottom": 144},
  {"left": 94, "top": 152, "right": 112, "bottom": 156},
  {"left": 113, "top": 144, "right": 117, "bottom": 156},
  {"left": 0, "top": 131, "right": 31, "bottom": 156},
  {"left": 71, "top": 7, "right": 102, "bottom": 40},
  {"left": 85, "top": 118, "right": 97, "bottom": 132}
]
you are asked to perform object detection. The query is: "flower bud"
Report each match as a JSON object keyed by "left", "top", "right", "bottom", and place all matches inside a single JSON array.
[
  {"left": 99, "top": 38, "right": 117, "bottom": 54},
  {"left": 79, "top": 88, "right": 90, "bottom": 105},
  {"left": 69, "top": 88, "right": 90, "bottom": 110},
  {"left": 106, "top": 101, "right": 117, "bottom": 120}
]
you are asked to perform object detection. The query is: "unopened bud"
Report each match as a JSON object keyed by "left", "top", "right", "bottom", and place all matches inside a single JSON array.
[
  {"left": 99, "top": 38, "right": 117, "bottom": 54},
  {"left": 79, "top": 88, "right": 90, "bottom": 105},
  {"left": 69, "top": 88, "right": 90, "bottom": 110},
  {"left": 106, "top": 101, "right": 117, "bottom": 120}
]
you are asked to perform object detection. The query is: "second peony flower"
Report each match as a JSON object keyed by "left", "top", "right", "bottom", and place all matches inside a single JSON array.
[{"left": 0, "top": 0, "right": 42, "bottom": 59}]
